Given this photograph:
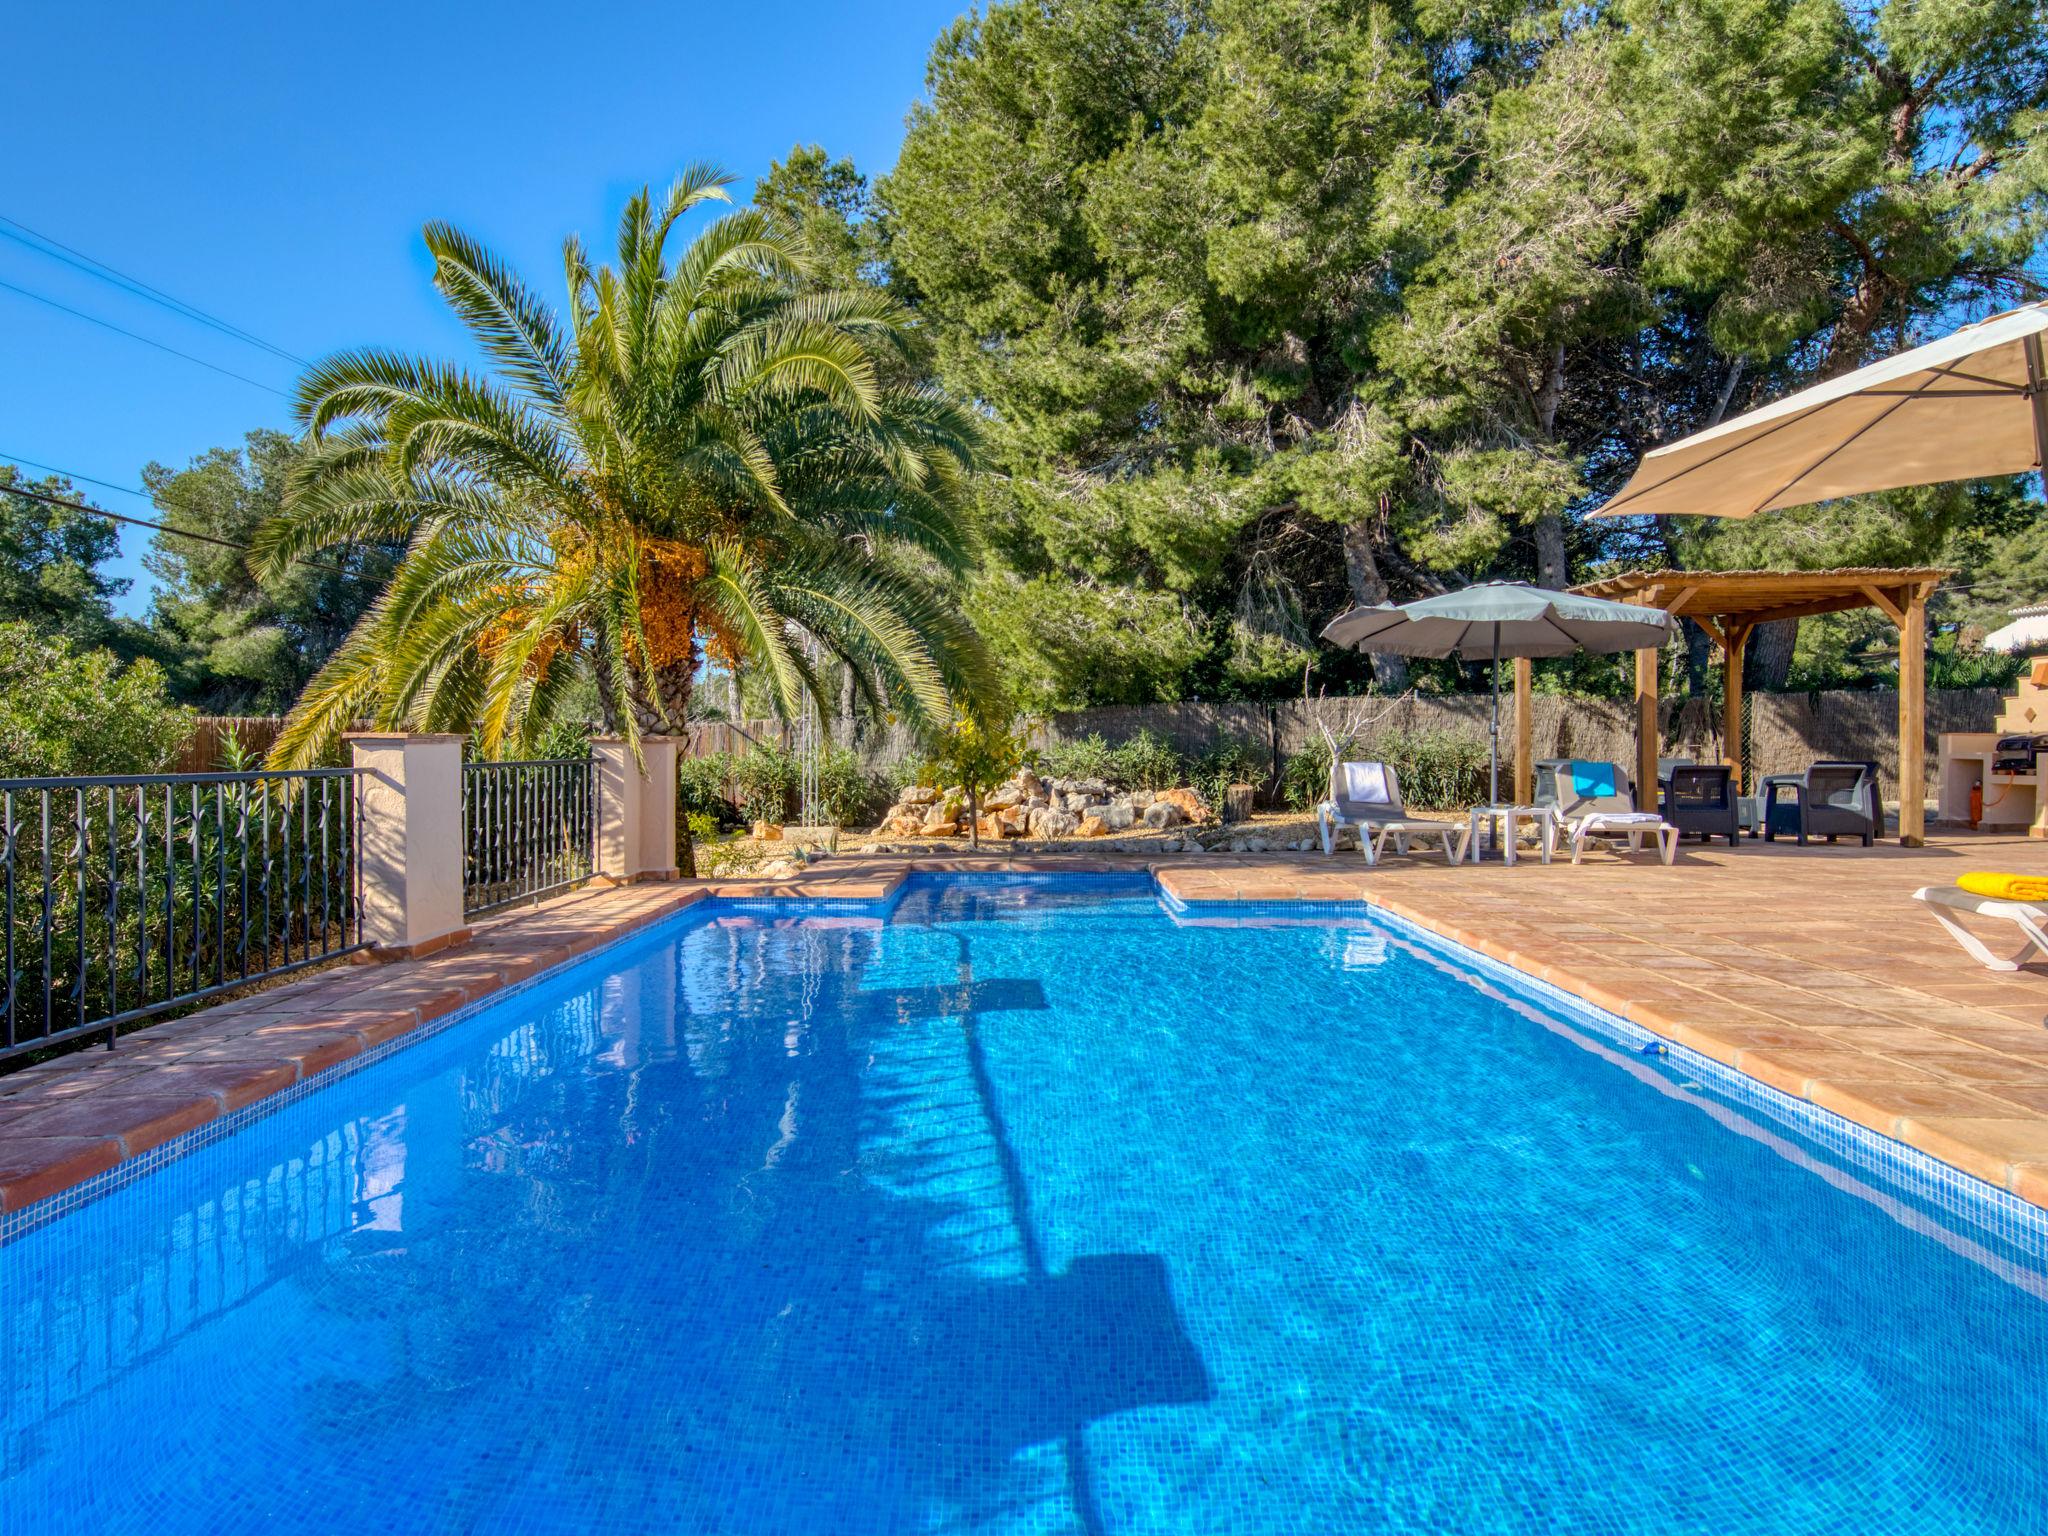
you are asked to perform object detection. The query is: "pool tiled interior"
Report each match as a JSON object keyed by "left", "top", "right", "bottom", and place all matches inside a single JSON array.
[
  {"left": 3, "top": 829, "right": 2047, "bottom": 1218},
  {"left": 4, "top": 865, "right": 2045, "bottom": 1535}
]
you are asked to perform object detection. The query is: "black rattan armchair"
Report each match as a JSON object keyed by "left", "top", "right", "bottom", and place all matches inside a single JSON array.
[
  {"left": 1761, "top": 761, "right": 1882, "bottom": 847},
  {"left": 1662, "top": 764, "right": 1739, "bottom": 846}
]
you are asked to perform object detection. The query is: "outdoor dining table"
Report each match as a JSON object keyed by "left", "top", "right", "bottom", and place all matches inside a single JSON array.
[{"left": 1465, "top": 803, "right": 1557, "bottom": 865}]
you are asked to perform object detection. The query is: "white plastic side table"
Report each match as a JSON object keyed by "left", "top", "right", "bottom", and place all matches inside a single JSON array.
[{"left": 1465, "top": 804, "right": 1555, "bottom": 866}]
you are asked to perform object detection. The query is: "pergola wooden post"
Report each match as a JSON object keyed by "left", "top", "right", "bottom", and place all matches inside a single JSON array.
[
  {"left": 1634, "top": 646, "right": 1659, "bottom": 811},
  {"left": 1508, "top": 568, "right": 1949, "bottom": 845},
  {"left": 1719, "top": 624, "right": 1750, "bottom": 790}
]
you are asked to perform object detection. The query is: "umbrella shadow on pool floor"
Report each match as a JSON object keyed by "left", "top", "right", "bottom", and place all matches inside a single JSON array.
[{"left": 279, "top": 919, "right": 1213, "bottom": 1533}]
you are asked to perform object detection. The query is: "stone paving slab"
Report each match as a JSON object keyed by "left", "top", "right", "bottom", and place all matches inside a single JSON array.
[{"left": 3, "top": 833, "right": 2047, "bottom": 1217}]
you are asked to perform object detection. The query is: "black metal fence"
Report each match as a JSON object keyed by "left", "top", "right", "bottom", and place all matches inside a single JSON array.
[
  {"left": 461, "top": 758, "right": 597, "bottom": 916},
  {"left": 0, "top": 769, "right": 366, "bottom": 1065}
]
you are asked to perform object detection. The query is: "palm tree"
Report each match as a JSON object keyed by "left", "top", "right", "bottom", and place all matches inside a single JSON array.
[{"left": 257, "top": 164, "right": 993, "bottom": 768}]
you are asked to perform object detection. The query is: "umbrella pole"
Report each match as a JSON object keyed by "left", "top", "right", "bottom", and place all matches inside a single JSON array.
[{"left": 1489, "top": 623, "right": 1501, "bottom": 809}]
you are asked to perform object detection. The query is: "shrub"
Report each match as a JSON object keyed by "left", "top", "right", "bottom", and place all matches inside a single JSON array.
[
  {"left": 1189, "top": 734, "right": 1269, "bottom": 812},
  {"left": 921, "top": 712, "right": 1027, "bottom": 847},
  {"left": 1281, "top": 726, "right": 1489, "bottom": 812},
  {"left": 1109, "top": 728, "right": 1184, "bottom": 790},
  {"left": 730, "top": 743, "right": 799, "bottom": 825},
  {"left": 1036, "top": 732, "right": 1118, "bottom": 783},
  {"left": 677, "top": 751, "right": 738, "bottom": 826},
  {"left": 1037, "top": 728, "right": 1188, "bottom": 790},
  {"left": 0, "top": 624, "right": 195, "bottom": 777},
  {"left": 816, "top": 744, "right": 889, "bottom": 827},
  {"left": 529, "top": 717, "right": 595, "bottom": 762}
]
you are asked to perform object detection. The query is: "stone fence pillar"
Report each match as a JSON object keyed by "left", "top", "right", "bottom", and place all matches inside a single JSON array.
[
  {"left": 345, "top": 732, "right": 470, "bottom": 958},
  {"left": 592, "top": 736, "right": 681, "bottom": 884}
]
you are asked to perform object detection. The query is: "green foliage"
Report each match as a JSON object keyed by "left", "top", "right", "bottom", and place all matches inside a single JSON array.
[
  {"left": 525, "top": 716, "right": 595, "bottom": 763},
  {"left": 1035, "top": 733, "right": 1119, "bottom": 783},
  {"left": 921, "top": 712, "right": 1027, "bottom": 846},
  {"left": 1037, "top": 726, "right": 1264, "bottom": 808},
  {"left": 1281, "top": 726, "right": 1489, "bottom": 813},
  {"left": 731, "top": 744, "right": 800, "bottom": 825},
  {"left": 213, "top": 721, "right": 260, "bottom": 773},
  {"left": 0, "top": 622, "right": 196, "bottom": 777},
  {"left": 143, "top": 431, "right": 397, "bottom": 713},
  {"left": 0, "top": 466, "right": 147, "bottom": 656},
  {"left": 1927, "top": 633, "right": 2029, "bottom": 693},
  {"left": 1035, "top": 728, "right": 1183, "bottom": 789},
  {"left": 686, "top": 810, "right": 722, "bottom": 846},
  {"left": 816, "top": 744, "right": 888, "bottom": 827},
  {"left": 1107, "top": 728, "right": 1182, "bottom": 792},
  {"left": 1189, "top": 735, "right": 1270, "bottom": 813},
  {"left": 876, "top": 0, "right": 2048, "bottom": 706},
  {"left": 677, "top": 751, "right": 738, "bottom": 825}
]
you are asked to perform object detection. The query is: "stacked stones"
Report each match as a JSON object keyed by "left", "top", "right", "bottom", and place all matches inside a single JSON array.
[{"left": 878, "top": 767, "right": 1213, "bottom": 842}]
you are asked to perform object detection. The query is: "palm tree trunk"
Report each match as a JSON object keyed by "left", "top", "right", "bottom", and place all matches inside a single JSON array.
[
  {"left": 650, "top": 661, "right": 695, "bottom": 874},
  {"left": 589, "top": 645, "right": 626, "bottom": 735}
]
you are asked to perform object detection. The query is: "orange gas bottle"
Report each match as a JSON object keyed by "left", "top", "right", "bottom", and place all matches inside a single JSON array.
[{"left": 1970, "top": 781, "right": 1984, "bottom": 829}]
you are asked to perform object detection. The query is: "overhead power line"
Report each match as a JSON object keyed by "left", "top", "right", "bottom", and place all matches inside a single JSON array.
[
  {"left": 0, "top": 277, "right": 291, "bottom": 399},
  {"left": 0, "top": 214, "right": 310, "bottom": 368},
  {"left": 0, "top": 477, "right": 351, "bottom": 577},
  {"left": 0, "top": 451, "right": 153, "bottom": 503}
]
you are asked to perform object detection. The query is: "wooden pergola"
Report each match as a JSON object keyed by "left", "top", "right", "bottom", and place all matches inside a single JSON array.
[{"left": 1508, "top": 567, "right": 1949, "bottom": 845}]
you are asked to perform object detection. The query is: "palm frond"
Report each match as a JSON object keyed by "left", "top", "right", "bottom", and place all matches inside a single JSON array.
[
  {"left": 700, "top": 539, "right": 805, "bottom": 717},
  {"left": 425, "top": 222, "right": 574, "bottom": 405}
]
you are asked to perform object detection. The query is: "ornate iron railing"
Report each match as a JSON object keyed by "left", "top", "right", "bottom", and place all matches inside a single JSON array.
[
  {"left": 0, "top": 768, "right": 366, "bottom": 1065},
  {"left": 461, "top": 758, "right": 597, "bottom": 916}
]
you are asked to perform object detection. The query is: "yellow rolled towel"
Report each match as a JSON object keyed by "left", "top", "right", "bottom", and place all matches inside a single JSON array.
[{"left": 1957, "top": 871, "right": 2048, "bottom": 904}]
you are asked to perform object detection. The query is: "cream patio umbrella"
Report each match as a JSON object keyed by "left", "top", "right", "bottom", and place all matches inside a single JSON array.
[{"left": 1592, "top": 302, "right": 2048, "bottom": 521}]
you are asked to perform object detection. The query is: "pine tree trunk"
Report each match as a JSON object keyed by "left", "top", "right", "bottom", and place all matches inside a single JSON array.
[
  {"left": 1531, "top": 343, "right": 1570, "bottom": 591},
  {"left": 1747, "top": 619, "right": 1798, "bottom": 691},
  {"left": 1341, "top": 516, "right": 1408, "bottom": 691},
  {"left": 1532, "top": 513, "right": 1568, "bottom": 590}
]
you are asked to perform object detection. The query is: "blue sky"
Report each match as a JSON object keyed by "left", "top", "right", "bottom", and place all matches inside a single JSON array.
[{"left": 2, "top": 0, "right": 966, "bottom": 615}]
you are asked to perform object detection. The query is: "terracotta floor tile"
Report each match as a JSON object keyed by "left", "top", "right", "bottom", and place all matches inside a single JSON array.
[
  {"left": 1902, "top": 1051, "right": 2048, "bottom": 1087},
  {"left": 137, "top": 1060, "right": 300, "bottom": 1111},
  {"left": 1899, "top": 1117, "right": 2048, "bottom": 1187},
  {"left": 1805, "top": 1078, "right": 2018, "bottom": 1133},
  {"left": 1733, "top": 1047, "right": 1933, "bottom": 1097},
  {"left": 10, "top": 1092, "right": 215, "bottom": 1155},
  {"left": 0, "top": 1136, "right": 121, "bottom": 1209}
]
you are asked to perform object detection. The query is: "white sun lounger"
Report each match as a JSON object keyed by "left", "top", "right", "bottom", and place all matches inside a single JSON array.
[
  {"left": 1546, "top": 760, "right": 1678, "bottom": 866},
  {"left": 1315, "top": 761, "right": 1470, "bottom": 866},
  {"left": 1912, "top": 885, "right": 2048, "bottom": 971}
]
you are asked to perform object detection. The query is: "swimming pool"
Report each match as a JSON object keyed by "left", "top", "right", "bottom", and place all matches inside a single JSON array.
[{"left": 2, "top": 873, "right": 2045, "bottom": 1533}]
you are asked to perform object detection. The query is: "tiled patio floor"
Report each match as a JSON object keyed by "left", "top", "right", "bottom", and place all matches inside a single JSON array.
[{"left": 4, "top": 830, "right": 2047, "bottom": 1217}]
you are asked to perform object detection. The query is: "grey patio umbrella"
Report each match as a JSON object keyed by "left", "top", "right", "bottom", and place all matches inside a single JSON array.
[{"left": 1320, "top": 581, "right": 1673, "bottom": 806}]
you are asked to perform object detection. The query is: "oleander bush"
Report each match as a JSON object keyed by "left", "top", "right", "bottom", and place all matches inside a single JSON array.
[{"left": 730, "top": 743, "right": 801, "bottom": 825}]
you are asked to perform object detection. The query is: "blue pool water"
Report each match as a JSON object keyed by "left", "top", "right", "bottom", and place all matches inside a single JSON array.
[{"left": 3, "top": 874, "right": 2046, "bottom": 1534}]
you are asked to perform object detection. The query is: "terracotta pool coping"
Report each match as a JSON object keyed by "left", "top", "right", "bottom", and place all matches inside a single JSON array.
[{"left": 4, "top": 838, "right": 2048, "bottom": 1218}]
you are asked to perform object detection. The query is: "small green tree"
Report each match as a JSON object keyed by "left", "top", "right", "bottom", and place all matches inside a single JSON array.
[
  {"left": 0, "top": 623, "right": 196, "bottom": 777},
  {"left": 925, "top": 711, "right": 1025, "bottom": 850}
]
